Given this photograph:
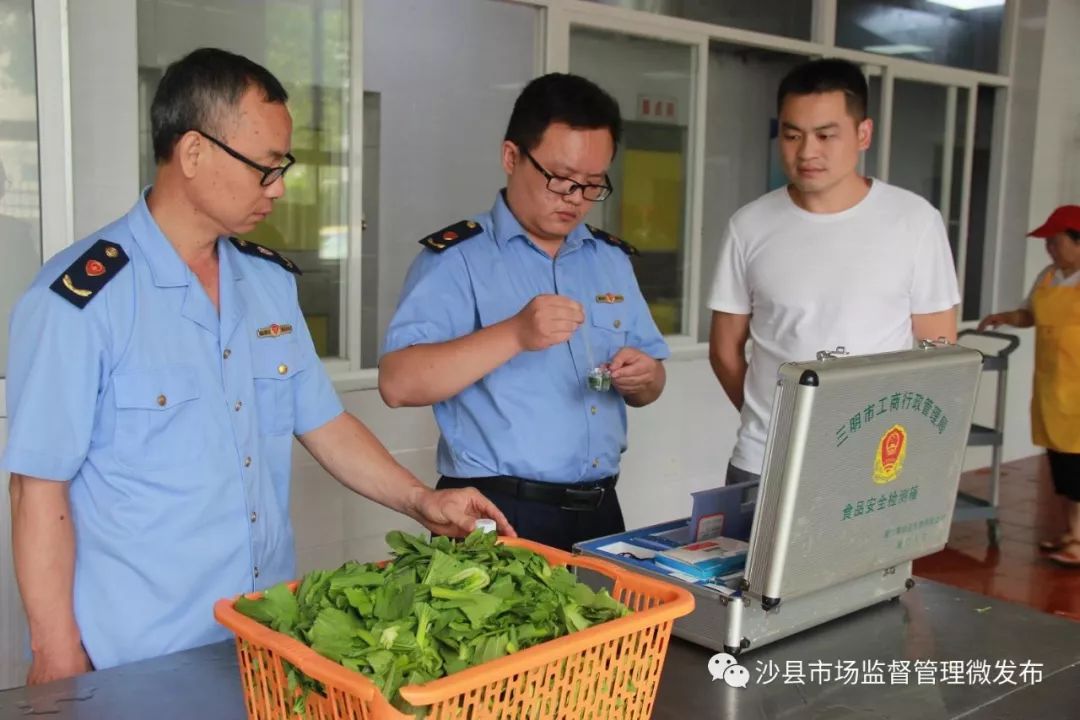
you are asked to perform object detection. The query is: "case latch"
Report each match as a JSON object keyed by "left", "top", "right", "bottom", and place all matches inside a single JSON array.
[
  {"left": 919, "top": 336, "right": 952, "bottom": 350},
  {"left": 816, "top": 346, "right": 849, "bottom": 361}
]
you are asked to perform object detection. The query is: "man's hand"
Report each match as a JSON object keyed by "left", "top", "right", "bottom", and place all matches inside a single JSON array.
[
  {"left": 408, "top": 486, "right": 516, "bottom": 538},
  {"left": 513, "top": 295, "right": 584, "bottom": 351},
  {"left": 27, "top": 643, "right": 93, "bottom": 685},
  {"left": 608, "top": 347, "right": 665, "bottom": 407},
  {"left": 608, "top": 347, "right": 659, "bottom": 394},
  {"left": 11, "top": 474, "right": 87, "bottom": 687}
]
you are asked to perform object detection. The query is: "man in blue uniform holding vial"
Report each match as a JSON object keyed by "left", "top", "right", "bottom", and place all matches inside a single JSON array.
[
  {"left": 379, "top": 73, "right": 669, "bottom": 552},
  {"left": 4, "top": 48, "right": 511, "bottom": 685}
]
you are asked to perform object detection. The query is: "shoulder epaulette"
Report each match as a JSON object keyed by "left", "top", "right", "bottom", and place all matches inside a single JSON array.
[
  {"left": 49, "top": 239, "right": 130, "bottom": 309},
  {"left": 229, "top": 237, "right": 301, "bottom": 275},
  {"left": 587, "top": 224, "right": 638, "bottom": 256},
  {"left": 419, "top": 220, "right": 483, "bottom": 252}
]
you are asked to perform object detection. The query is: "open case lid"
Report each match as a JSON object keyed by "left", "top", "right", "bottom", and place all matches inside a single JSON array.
[{"left": 744, "top": 343, "right": 983, "bottom": 610}]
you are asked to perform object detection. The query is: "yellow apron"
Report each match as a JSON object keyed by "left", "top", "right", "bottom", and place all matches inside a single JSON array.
[{"left": 1030, "top": 271, "right": 1080, "bottom": 452}]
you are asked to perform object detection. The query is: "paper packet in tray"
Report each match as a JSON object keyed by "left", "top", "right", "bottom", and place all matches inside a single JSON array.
[{"left": 654, "top": 536, "right": 749, "bottom": 580}]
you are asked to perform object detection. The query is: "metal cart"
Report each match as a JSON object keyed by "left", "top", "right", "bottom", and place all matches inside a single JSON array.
[{"left": 954, "top": 329, "right": 1021, "bottom": 546}]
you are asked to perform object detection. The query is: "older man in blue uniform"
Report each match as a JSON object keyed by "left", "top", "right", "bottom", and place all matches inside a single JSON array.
[
  {"left": 379, "top": 74, "right": 669, "bottom": 551},
  {"left": 3, "top": 48, "right": 511, "bottom": 685}
]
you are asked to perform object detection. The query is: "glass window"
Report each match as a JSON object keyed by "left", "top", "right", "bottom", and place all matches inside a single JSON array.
[
  {"left": 889, "top": 79, "right": 949, "bottom": 207},
  {"left": 0, "top": 0, "right": 42, "bottom": 378},
  {"left": 836, "top": 0, "right": 1004, "bottom": 74},
  {"left": 137, "top": 0, "right": 350, "bottom": 358},
  {"left": 697, "top": 42, "right": 808, "bottom": 341},
  {"left": 889, "top": 79, "right": 976, "bottom": 311},
  {"left": 864, "top": 71, "right": 883, "bottom": 180},
  {"left": 583, "top": 0, "right": 813, "bottom": 41},
  {"left": 570, "top": 27, "right": 697, "bottom": 336},
  {"left": 961, "top": 85, "right": 997, "bottom": 320},
  {"left": 947, "top": 86, "right": 970, "bottom": 277},
  {"left": 362, "top": 0, "right": 541, "bottom": 367}
]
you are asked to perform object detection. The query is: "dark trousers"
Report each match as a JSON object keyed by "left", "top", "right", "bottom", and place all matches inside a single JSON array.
[
  {"left": 726, "top": 462, "right": 760, "bottom": 486},
  {"left": 1047, "top": 450, "right": 1080, "bottom": 502},
  {"left": 437, "top": 476, "right": 626, "bottom": 552}
]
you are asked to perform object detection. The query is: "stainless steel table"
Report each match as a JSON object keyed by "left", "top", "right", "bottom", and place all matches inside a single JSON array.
[
  {"left": 654, "top": 579, "right": 1080, "bottom": 719},
  {"left": 3, "top": 580, "right": 1078, "bottom": 719}
]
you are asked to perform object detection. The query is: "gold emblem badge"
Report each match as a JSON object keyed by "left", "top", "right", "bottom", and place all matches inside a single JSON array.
[
  {"left": 595, "top": 293, "right": 624, "bottom": 304},
  {"left": 62, "top": 274, "right": 93, "bottom": 298},
  {"left": 257, "top": 323, "right": 294, "bottom": 338},
  {"left": 873, "top": 424, "right": 908, "bottom": 484},
  {"left": 105, "top": 246, "right": 120, "bottom": 258}
]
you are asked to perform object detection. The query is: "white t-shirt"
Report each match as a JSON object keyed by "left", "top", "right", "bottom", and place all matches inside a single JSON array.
[
  {"left": 1022, "top": 264, "right": 1080, "bottom": 310},
  {"left": 708, "top": 180, "right": 961, "bottom": 474}
]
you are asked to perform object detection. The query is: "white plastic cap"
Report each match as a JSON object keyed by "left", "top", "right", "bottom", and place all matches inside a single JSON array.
[{"left": 474, "top": 518, "right": 497, "bottom": 534}]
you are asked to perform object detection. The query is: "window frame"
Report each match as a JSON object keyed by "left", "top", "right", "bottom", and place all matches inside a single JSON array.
[
  {"left": 0, "top": 0, "right": 74, "bottom": 404},
  {"left": 562, "top": 0, "right": 1010, "bottom": 339},
  {"left": 339, "top": 0, "right": 1011, "bottom": 377},
  {"left": 1, "top": 0, "right": 1017, "bottom": 402}
]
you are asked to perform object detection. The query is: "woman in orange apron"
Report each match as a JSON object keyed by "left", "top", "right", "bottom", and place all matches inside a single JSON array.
[{"left": 979, "top": 205, "right": 1080, "bottom": 568}]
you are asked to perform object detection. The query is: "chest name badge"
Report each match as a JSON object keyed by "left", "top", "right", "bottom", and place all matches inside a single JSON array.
[
  {"left": 257, "top": 323, "right": 294, "bottom": 339},
  {"left": 596, "top": 293, "right": 624, "bottom": 304}
]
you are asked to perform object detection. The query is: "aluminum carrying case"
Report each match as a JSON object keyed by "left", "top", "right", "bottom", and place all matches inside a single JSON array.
[{"left": 576, "top": 342, "right": 983, "bottom": 655}]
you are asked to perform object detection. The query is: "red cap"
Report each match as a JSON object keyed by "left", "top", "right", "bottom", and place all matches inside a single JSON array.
[{"left": 1029, "top": 205, "right": 1080, "bottom": 238}]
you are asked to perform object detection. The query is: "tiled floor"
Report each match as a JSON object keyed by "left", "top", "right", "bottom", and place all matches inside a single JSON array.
[{"left": 914, "top": 455, "right": 1080, "bottom": 622}]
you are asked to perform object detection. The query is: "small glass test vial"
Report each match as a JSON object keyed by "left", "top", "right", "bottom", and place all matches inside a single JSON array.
[{"left": 587, "top": 366, "right": 612, "bottom": 392}]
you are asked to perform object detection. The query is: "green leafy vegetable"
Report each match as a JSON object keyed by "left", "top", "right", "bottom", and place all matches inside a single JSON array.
[{"left": 234, "top": 530, "right": 630, "bottom": 716}]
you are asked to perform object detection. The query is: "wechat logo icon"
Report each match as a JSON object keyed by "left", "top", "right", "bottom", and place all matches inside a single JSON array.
[{"left": 708, "top": 652, "right": 750, "bottom": 688}]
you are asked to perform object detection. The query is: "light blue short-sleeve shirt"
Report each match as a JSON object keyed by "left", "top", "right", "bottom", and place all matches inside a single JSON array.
[
  {"left": 383, "top": 192, "right": 669, "bottom": 484},
  {"left": 1, "top": 192, "right": 343, "bottom": 669}
]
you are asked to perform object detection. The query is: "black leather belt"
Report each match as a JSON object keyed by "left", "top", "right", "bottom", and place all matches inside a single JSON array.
[{"left": 446, "top": 475, "right": 618, "bottom": 511}]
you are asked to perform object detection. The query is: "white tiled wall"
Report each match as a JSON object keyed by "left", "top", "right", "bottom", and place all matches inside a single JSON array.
[
  {"left": 287, "top": 399, "right": 438, "bottom": 575},
  {"left": 288, "top": 356, "right": 738, "bottom": 575}
]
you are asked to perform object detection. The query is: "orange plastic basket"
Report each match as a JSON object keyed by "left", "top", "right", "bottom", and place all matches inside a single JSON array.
[{"left": 214, "top": 537, "right": 695, "bottom": 720}]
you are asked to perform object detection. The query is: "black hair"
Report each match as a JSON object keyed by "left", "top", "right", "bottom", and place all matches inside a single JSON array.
[
  {"left": 150, "top": 47, "right": 288, "bottom": 163},
  {"left": 504, "top": 73, "right": 622, "bottom": 154},
  {"left": 777, "top": 58, "right": 868, "bottom": 121},
  {"left": 1066, "top": 229, "right": 1080, "bottom": 242}
]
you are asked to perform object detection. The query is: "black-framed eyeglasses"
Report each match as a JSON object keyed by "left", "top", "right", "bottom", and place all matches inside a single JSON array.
[
  {"left": 193, "top": 130, "right": 296, "bottom": 187},
  {"left": 520, "top": 147, "right": 613, "bottom": 202}
]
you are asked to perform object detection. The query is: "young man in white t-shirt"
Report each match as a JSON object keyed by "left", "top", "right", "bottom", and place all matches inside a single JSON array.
[{"left": 708, "top": 58, "right": 960, "bottom": 484}]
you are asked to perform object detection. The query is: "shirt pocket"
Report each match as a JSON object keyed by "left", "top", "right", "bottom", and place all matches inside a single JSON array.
[
  {"left": 589, "top": 302, "right": 629, "bottom": 361},
  {"left": 113, "top": 366, "right": 204, "bottom": 470},
  {"left": 252, "top": 341, "right": 300, "bottom": 436}
]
